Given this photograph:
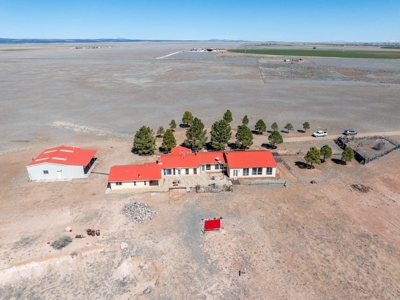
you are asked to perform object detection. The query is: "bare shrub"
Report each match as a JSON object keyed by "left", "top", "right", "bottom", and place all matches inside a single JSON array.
[
  {"left": 372, "top": 141, "right": 385, "bottom": 151},
  {"left": 51, "top": 235, "right": 73, "bottom": 250}
]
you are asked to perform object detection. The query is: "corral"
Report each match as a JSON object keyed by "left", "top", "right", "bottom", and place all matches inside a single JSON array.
[{"left": 336, "top": 135, "right": 400, "bottom": 164}]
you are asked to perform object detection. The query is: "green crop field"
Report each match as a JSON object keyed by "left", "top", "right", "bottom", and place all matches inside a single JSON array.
[
  {"left": 380, "top": 46, "right": 400, "bottom": 49},
  {"left": 228, "top": 49, "right": 400, "bottom": 59}
]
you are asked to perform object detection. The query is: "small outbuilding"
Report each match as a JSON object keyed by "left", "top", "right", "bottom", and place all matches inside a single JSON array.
[
  {"left": 27, "top": 145, "right": 97, "bottom": 181},
  {"left": 108, "top": 163, "right": 162, "bottom": 190},
  {"left": 202, "top": 218, "right": 222, "bottom": 233}
]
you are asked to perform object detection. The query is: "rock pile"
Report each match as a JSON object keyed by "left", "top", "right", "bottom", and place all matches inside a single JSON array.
[
  {"left": 122, "top": 202, "right": 156, "bottom": 223},
  {"left": 351, "top": 184, "right": 371, "bottom": 193}
]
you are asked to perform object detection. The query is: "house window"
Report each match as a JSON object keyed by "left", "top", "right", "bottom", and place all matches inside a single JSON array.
[
  {"left": 116, "top": 182, "right": 122, "bottom": 186},
  {"left": 134, "top": 182, "right": 136, "bottom": 186},
  {"left": 43, "top": 170, "right": 49, "bottom": 174},
  {"left": 144, "top": 181, "right": 147, "bottom": 186},
  {"left": 243, "top": 168, "right": 249, "bottom": 176},
  {"left": 257, "top": 168, "right": 262, "bottom": 175},
  {"left": 252, "top": 168, "right": 257, "bottom": 175},
  {"left": 177, "top": 169, "right": 181, "bottom": 175},
  {"left": 206, "top": 164, "right": 211, "bottom": 170},
  {"left": 164, "top": 169, "right": 172, "bottom": 175},
  {"left": 193, "top": 168, "right": 197, "bottom": 174},
  {"left": 201, "top": 165, "right": 205, "bottom": 171},
  {"left": 266, "top": 167, "right": 273, "bottom": 175},
  {"left": 186, "top": 168, "right": 189, "bottom": 175},
  {"left": 215, "top": 164, "right": 219, "bottom": 170}
]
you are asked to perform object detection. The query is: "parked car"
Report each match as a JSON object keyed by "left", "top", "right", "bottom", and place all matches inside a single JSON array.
[
  {"left": 312, "top": 131, "right": 328, "bottom": 137},
  {"left": 344, "top": 129, "right": 357, "bottom": 135}
]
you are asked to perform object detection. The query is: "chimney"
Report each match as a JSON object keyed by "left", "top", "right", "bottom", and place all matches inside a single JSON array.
[{"left": 138, "top": 174, "right": 141, "bottom": 178}]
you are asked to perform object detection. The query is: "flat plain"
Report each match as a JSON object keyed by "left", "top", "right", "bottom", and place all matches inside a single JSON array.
[{"left": 0, "top": 42, "right": 400, "bottom": 299}]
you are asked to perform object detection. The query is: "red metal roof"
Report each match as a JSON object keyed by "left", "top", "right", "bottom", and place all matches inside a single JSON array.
[
  {"left": 108, "top": 163, "right": 162, "bottom": 182},
  {"left": 28, "top": 145, "right": 97, "bottom": 167},
  {"left": 224, "top": 150, "right": 277, "bottom": 168},
  {"left": 204, "top": 219, "right": 221, "bottom": 231},
  {"left": 158, "top": 153, "right": 200, "bottom": 168},
  {"left": 196, "top": 151, "right": 226, "bottom": 164},
  {"left": 170, "top": 146, "right": 192, "bottom": 156}
]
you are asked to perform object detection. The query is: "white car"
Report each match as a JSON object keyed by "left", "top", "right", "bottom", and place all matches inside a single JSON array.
[{"left": 312, "top": 131, "right": 327, "bottom": 137}]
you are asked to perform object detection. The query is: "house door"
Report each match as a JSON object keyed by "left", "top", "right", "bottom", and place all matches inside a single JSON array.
[
  {"left": 233, "top": 170, "right": 238, "bottom": 177},
  {"left": 57, "top": 170, "right": 63, "bottom": 179}
]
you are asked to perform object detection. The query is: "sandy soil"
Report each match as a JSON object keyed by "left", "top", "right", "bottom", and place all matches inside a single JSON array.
[
  {"left": 0, "top": 136, "right": 399, "bottom": 300},
  {"left": 1, "top": 42, "right": 400, "bottom": 299}
]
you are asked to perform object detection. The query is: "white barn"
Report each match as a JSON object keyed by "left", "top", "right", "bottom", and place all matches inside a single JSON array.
[{"left": 27, "top": 145, "right": 97, "bottom": 181}]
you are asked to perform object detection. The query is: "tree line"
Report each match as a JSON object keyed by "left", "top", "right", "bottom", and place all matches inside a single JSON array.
[{"left": 133, "top": 110, "right": 310, "bottom": 155}]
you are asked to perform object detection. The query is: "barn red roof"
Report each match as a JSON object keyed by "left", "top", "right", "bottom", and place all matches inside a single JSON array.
[
  {"left": 203, "top": 219, "right": 221, "bottom": 231},
  {"left": 158, "top": 153, "right": 200, "bottom": 168},
  {"left": 28, "top": 145, "right": 97, "bottom": 167},
  {"left": 170, "top": 146, "right": 192, "bottom": 156},
  {"left": 108, "top": 163, "right": 162, "bottom": 182},
  {"left": 196, "top": 151, "right": 226, "bottom": 164},
  {"left": 224, "top": 150, "right": 277, "bottom": 168}
]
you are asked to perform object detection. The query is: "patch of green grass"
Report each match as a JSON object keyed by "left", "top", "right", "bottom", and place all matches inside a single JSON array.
[
  {"left": 228, "top": 49, "right": 400, "bottom": 59},
  {"left": 380, "top": 46, "right": 400, "bottom": 49}
]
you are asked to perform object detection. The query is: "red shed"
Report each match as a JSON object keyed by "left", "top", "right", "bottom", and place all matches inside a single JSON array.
[{"left": 203, "top": 219, "right": 221, "bottom": 232}]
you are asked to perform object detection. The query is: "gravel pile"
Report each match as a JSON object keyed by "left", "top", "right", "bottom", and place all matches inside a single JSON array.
[{"left": 122, "top": 202, "right": 156, "bottom": 223}]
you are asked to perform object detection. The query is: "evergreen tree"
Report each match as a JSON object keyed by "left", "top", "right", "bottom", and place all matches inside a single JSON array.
[
  {"left": 182, "top": 111, "right": 194, "bottom": 127},
  {"left": 271, "top": 122, "right": 279, "bottom": 131},
  {"left": 341, "top": 147, "right": 354, "bottom": 164},
  {"left": 320, "top": 145, "right": 332, "bottom": 161},
  {"left": 223, "top": 110, "right": 233, "bottom": 123},
  {"left": 304, "top": 146, "right": 321, "bottom": 166},
  {"left": 184, "top": 117, "right": 207, "bottom": 151},
  {"left": 157, "top": 126, "right": 165, "bottom": 137},
  {"left": 169, "top": 119, "right": 177, "bottom": 131},
  {"left": 210, "top": 119, "right": 232, "bottom": 150},
  {"left": 160, "top": 129, "right": 177, "bottom": 153},
  {"left": 133, "top": 126, "right": 156, "bottom": 155},
  {"left": 255, "top": 119, "right": 267, "bottom": 134},
  {"left": 268, "top": 130, "right": 283, "bottom": 147},
  {"left": 284, "top": 123, "right": 294, "bottom": 132},
  {"left": 242, "top": 115, "right": 249, "bottom": 126},
  {"left": 235, "top": 125, "right": 253, "bottom": 149},
  {"left": 303, "top": 121, "right": 310, "bottom": 132}
]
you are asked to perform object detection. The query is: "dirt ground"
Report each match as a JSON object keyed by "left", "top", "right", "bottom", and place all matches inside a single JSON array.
[
  {"left": 0, "top": 136, "right": 399, "bottom": 299},
  {"left": 1, "top": 43, "right": 400, "bottom": 299}
]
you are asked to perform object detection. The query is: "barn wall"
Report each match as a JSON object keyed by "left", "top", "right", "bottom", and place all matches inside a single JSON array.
[{"left": 27, "top": 164, "right": 84, "bottom": 181}]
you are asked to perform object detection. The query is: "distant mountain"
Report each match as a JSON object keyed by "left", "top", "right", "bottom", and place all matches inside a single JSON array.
[{"left": 0, "top": 38, "right": 248, "bottom": 44}]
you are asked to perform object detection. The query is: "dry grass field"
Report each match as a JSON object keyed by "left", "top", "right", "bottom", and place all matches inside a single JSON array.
[{"left": 0, "top": 42, "right": 399, "bottom": 299}]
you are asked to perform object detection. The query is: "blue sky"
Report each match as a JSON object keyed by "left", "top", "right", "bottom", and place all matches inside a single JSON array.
[{"left": 0, "top": 0, "right": 399, "bottom": 42}]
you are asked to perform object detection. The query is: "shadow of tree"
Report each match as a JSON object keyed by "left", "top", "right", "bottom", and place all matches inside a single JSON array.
[
  {"left": 295, "top": 161, "right": 315, "bottom": 169},
  {"left": 297, "top": 129, "right": 305, "bottom": 133},
  {"left": 332, "top": 158, "right": 346, "bottom": 165},
  {"left": 261, "top": 143, "right": 277, "bottom": 150},
  {"left": 251, "top": 130, "right": 263, "bottom": 135},
  {"left": 228, "top": 142, "right": 238, "bottom": 150}
]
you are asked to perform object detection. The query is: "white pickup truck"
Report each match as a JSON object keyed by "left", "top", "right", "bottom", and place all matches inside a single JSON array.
[{"left": 312, "top": 131, "right": 328, "bottom": 137}]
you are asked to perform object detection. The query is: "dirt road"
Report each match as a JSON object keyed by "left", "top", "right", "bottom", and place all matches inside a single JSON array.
[{"left": 284, "top": 130, "right": 400, "bottom": 143}]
